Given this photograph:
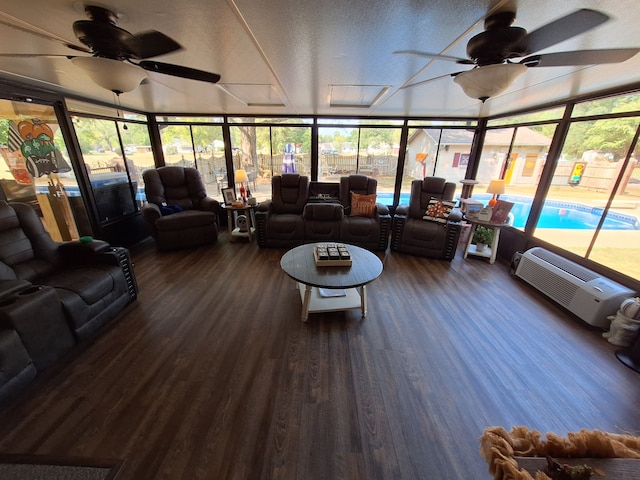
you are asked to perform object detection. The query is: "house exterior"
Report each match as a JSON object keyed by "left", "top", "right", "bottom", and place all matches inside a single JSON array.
[{"left": 407, "top": 127, "right": 551, "bottom": 185}]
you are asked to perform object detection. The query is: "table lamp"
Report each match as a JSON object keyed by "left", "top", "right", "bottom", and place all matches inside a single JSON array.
[
  {"left": 486, "top": 179, "right": 505, "bottom": 207},
  {"left": 235, "top": 169, "right": 248, "bottom": 203}
]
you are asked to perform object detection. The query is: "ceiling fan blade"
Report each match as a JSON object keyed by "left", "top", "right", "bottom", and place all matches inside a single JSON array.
[
  {"left": 394, "top": 50, "right": 474, "bottom": 65},
  {"left": 522, "top": 9, "right": 610, "bottom": 55},
  {"left": 138, "top": 60, "right": 221, "bottom": 83},
  {"left": 400, "top": 72, "right": 462, "bottom": 90},
  {"left": 128, "top": 30, "right": 182, "bottom": 59},
  {"left": 521, "top": 48, "right": 640, "bottom": 67},
  {"left": 0, "top": 53, "right": 76, "bottom": 59},
  {"left": 0, "top": 11, "right": 89, "bottom": 53}
]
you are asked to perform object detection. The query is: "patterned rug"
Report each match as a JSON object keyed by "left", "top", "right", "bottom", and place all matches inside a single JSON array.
[{"left": 0, "top": 454, "right": 123, "bottom": 480}]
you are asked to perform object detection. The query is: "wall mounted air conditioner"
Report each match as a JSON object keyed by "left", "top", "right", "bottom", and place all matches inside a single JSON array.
[{"left": 514, "top": 247, "right": 635, "bottom": 329}]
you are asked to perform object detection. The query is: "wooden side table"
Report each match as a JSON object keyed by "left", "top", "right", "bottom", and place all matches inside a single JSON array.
[
  {"left": 222, "top": 204, "right": 257, "bottom": 242},
  {"left": 463, "top": 219, "right": 507, "bottom": 264}
]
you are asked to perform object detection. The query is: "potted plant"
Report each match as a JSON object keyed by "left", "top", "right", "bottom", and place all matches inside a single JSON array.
[{"left": 472, "top": 225, "right": 494, "bottom": 252}]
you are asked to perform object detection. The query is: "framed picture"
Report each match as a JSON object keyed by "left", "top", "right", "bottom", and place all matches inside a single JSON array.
[
  {"left": 222, "top": 187, "right": 236, "bottom": 205},
  {"left": 490, "top": 200, "right": 514, "bottom": 224}
]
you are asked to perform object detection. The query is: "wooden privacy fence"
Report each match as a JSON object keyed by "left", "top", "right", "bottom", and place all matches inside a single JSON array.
[
  {"left": 256, "top": 154, "right": 398, "bottom": 177},
  {"left": 554, "top": 160, "right": 638, "bottom": 193}
]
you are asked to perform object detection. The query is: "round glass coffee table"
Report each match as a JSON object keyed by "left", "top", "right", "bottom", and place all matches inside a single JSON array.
[{"left": 280, "top": 243, "right": 383, "bottom": 322}]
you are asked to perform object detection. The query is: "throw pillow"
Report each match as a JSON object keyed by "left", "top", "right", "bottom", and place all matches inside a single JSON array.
[
  {"left": 160, "top": 204, "right": 183, "bottom": 216},
  {"left": 423, "top": 198, "right": 456, "bottom": 223},
  {"left": 350, "top": 192, "right": 377, "bottom": 217}
]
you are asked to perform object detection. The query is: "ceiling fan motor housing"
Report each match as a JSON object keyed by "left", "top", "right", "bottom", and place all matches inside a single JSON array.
[
  {"left": 466, "top": 26, "right": 528, "bottom": 66},
  {"left": 73, "top": 20, "right": 137, "bottom": 60},
  {"left": 73, "top": 6, "right": 138, "bottom": 60}
]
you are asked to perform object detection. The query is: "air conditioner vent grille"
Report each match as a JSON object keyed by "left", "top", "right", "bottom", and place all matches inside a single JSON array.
[
  {"left": 517, "top": 257, "right": 579, "bottom": 307},
  {"left": 529, "top": 248, "right": 599, "bottom": 282},
  {"left": 514, "top": 247, "right": 635, "bottom": 328}
]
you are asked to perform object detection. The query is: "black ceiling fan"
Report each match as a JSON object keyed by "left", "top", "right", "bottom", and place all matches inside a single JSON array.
[
  {"left": 396, "top": 8, "right": 639, "bottom": 100},
  {"left": 0, "top": 4, "right": 221, "bottom": 93}
]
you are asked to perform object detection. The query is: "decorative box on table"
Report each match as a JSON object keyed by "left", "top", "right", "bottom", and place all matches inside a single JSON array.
[{"left": 313, "top": 243, "right": 352, "bottom": 267}]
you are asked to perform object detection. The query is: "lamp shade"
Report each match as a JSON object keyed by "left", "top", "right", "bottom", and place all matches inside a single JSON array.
[
  {"left": 486, "top": 179, "right": 506, "bottom": 195},
  {"left": 453, "top": 64, "right": 527, "bottom": 101},
  {"left": 71, "top": 57, "right": 147, "bottom": 93},
  {"left": 234, "top": 169, "right": 248, "bottom": 183}
]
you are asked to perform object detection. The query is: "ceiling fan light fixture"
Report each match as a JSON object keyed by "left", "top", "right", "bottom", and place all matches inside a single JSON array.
[
  {"left": 453, "top": 63, "right": 527, "bottom": 101},
  {"left": 71, "top": 57, "right": 147, "bottom": 93}
]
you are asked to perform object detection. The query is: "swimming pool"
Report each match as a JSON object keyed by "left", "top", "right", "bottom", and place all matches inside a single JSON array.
[{"left": 376, "top": 193, "right": 640, "bottom": 230}]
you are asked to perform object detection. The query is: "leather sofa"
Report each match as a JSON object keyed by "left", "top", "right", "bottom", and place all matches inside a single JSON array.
[
  {"left": 255, "top": 174, "right": 391, "bottom": 251},
  {"left": 0, "top": 200, "right": 137, "bottom": 402}
]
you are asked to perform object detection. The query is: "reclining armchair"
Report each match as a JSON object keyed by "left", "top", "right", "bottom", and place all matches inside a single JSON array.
[
  {"left": 339, "top": 175, "right": 391, "bottom": 251},
  {"left": 0, "top": 201, "right": 135, "bottom": 348},
  {"left": 142, "top": 166, "right": 220, "bottom": 250},
  {"left": 255, "top": 174, "right": 309, "bottom": 248},
  {"left": 391, "top": 177, "right": 462, "bottom": 260}
]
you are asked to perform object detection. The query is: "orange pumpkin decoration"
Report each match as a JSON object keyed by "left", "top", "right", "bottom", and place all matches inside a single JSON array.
[{"left": 17, "top": 119, "right": 54, "bottom": 141}]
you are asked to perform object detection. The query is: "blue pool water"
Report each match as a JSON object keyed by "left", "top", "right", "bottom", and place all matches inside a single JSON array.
[{"left": 377, "top": 193, "right": 640, "bottom": 230}]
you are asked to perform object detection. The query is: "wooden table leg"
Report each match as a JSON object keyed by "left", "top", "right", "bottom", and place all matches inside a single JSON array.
[
  {"left": 464, "top": 223, "right": 477, "bottom": 259},
  {"left": 301, "top": 284, "right": 312, "bottom": 322},
  {"left": 245, "top": 208, "right": 253, "bottom": 241},
  {"left": 360, "top": 284, "right": 367, "bottom": 318},
  {"left": 226, "top": 210, "right": 234, "bottom": 241},
  {"left": 489, "top": 227, "right": 501, "bottom": 264}
]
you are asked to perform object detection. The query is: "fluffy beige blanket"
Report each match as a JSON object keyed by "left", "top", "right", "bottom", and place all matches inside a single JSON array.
[{"left": 480, "top": 426, "right": 640, "bottom": 480}]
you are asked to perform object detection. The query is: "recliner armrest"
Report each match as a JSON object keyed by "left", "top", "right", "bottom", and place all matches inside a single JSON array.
[
  {"left": 256, "top": 200, "right": 272, "bottom": 213},
  {"left": 395, "top": 204, "right": 409, "bottom": 216},
  {"left": 141, "top": 203, "right": 161, "bottom": 223},
  {"left": 57, "top": 241, "right": 120, "bottom": 266},
  {"left": 0, "top": 280, "right": 33, "bottom": 304},
  {"left": 198, "top": 197, "right": 220, "bottom": 213},
  {"left": 375, "top": 203, "right": 390, "bottom": 216},
  {"left": 58, "top": 240, "right": 110, "bottom": 255}
]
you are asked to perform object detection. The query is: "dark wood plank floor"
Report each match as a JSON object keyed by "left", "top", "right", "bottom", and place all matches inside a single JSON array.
[{"left": 0, "top": 234, "right": 639, "bottom": 479}]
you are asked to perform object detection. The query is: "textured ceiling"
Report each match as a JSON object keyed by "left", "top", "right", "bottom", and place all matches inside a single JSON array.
[{"left": 0, "top": 0, "right": 639, "bottom": 118}]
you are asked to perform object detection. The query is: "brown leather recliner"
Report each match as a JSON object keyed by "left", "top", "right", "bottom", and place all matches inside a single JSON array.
[
  {"left": 255, "top": 174, "right": 309, "bottom": 248},
  {"left": 142, "top": 166, "right": 220, "bottom": 250},
  {"left": 339, "top": 175, "right": 391, "bottom": 251},
  {"left": 391, "top": 177, "right": 462, "bottom": 260}
]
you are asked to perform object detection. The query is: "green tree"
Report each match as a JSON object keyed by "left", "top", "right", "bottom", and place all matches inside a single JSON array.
[
  {"left": 73, "top": 118, "right": 119, "bottom": 154},
  {"left": 0, "top": 119, "right": 8, "bottom": 146}
]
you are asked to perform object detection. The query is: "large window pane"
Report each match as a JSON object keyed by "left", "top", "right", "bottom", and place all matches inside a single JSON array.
[
  {"left": 157, "top": 123, "right": 225, "bottom": 198},
  {"left": 357, "top": 127, "right": 401, "bottom": 202},
  {"left": 160, "top": 125, "right": 195, "bottom": 167},
  {"left": 472, "top": 125, "right": 555, "bottom": 229},
  {"left": 230, "top": 124, "right": 311, "bottom": 202},
  {"left": 0, "top": 99, "right": 85, "bottom": 239},
  {"left": 535, "top": 117, "right": 640, "bottom": 280},
  {"left": 403, "top": 128, "right": 474, "bottom": 204},
  {"left": 117, "top": 121, "right": 152, "bottom": 205},
  {"left": 318, "top": 125, "right": 401, "bottom": 204},
  {"left": 191, "top": 125, "right": 226, "bottom": 198},
  {"left": 73, "top": 117, "right": 138, "bottom": 223},
  {"left": 318, "top": 126, "right": 358, "bottom": 178},
  {"left": 499, "top": 126, "right": 554, "bottom": 230}
]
